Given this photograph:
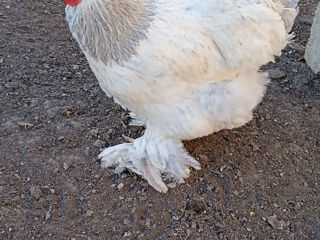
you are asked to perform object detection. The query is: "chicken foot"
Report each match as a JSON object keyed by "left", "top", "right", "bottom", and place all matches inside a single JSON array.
[{"left": 99, "top": 129, "right": 200, "bottom": 193}]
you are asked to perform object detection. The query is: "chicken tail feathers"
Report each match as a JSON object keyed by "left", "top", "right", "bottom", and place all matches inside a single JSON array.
[{"left": 280, "top": 0, "right": 300, "bottom": 32}]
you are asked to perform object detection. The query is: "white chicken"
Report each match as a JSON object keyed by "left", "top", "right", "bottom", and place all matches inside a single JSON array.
[{"left": 65, "top": 0, "right": 299, "bottom": 192}]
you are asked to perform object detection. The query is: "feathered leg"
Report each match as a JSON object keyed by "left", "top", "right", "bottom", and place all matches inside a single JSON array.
[{"left": 99, "top": 128, "right": 200, "bottom": 192}]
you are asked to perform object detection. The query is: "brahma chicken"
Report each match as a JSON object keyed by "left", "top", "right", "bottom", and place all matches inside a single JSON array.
[{"left": 64, "top": 0, "right": 299, "bottom": 192}]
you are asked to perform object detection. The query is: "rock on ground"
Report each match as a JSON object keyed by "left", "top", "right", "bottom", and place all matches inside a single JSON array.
[{"left": 305, "top": 3, "right": 320, "bottom": 74}]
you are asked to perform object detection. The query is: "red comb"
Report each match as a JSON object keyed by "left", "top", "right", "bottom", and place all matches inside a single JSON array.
[{"left": 64, "top": 0, "right": 82, "bottom": 7}]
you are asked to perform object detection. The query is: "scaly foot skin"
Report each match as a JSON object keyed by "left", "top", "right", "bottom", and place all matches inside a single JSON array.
[{"left": 99, "top": 131, "right": 200, "bottom": 193}]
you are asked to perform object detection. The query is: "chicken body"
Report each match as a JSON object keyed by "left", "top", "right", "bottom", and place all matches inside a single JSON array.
[{"left": 66, "top": 0, "right": 299, "bottom": 192}]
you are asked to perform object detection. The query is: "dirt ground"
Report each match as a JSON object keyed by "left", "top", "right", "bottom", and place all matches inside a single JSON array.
[{"left": 1, "top": 0, "right": 319, "bottom": 239}]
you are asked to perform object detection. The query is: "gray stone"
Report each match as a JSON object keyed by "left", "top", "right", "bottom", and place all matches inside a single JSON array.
[
  {"left": 4, "top": 81, "right": 19, "bottom": 89},
  {"left": 305, "top": 4, "right": 320, "bottom": 74},
  {"left": 268, "top": 68, "right": 286, "bottom": 80},
  {"left": 17, "top": 122, "right": 34, "bottom": 129},
  {"left": 267, "top": 215, "right": 289, "bottom": 230}
]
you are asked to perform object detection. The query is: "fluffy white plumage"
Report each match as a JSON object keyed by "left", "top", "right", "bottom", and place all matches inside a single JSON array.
[{"left": 66, "top": 0, "right": 299, "bottom": 192}]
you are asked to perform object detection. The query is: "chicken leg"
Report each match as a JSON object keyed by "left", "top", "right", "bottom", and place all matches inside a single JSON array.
[{"left": 99, "top": 128, "right": 200, "bottom": 192}]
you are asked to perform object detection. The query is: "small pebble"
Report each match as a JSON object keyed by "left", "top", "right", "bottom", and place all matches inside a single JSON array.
[
  {"left": 123, "top": 219, "right": 130, "bottom": 225},
  {"left": 145, "top": 219, "right": 151, "bottom": 228},
  {"left": 123, "top": 231, "right": 132, "bottom": 237},
  {"left": 17, "top": 122, "right": 34, "bottom": 129},
  {"left": 94, "top": 139, "right": 105, "bottom": 148},
  {"left": 84, "top": 147, "right": 90, "bottom": 155},
  {"left": 63, "top": 162, "right": 69, "bottom": 170},
  {"left": 30, "top": 186, "right": 43, "bottom": 200},
  {"left": 89, "top": 128, "right": 99, "bottom": 137},
  {"left": 85, "top": 210, "right": 94, "bottom": 218},
  {"left": 172, "top": 215, "right": 179, "bottom": 221},
  {"left": 250, "top": 142, "right": 260, "bottom": 151},
  {"left": 268, "top": 68, "right": 286, "bottom": 80},
  {"left": 58, "top": 136, "right": 65, "bottom": 141},
  {"left": 73, "top": 64, "right": 79, "bottom": 70},
  {"left": 45, "top": 211, "right": 51, "bottom": 221},
  {"left": 117, "top": 183, "right": 124, "bottom": 190},
  {"left": 191, "top": 222, "right": 197, "bottom": 229},
  {"left": 114, "top": 104, "right": 122, "bottom": 111},
  {"left": 131, "top": 207, "right": 136, "bottom": 213},
  {"left": 292, "top": 202, "right": 301, "bottom": 212},
  {"left": 167, "top": 183, "right": 177, "bottom": 189}
]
